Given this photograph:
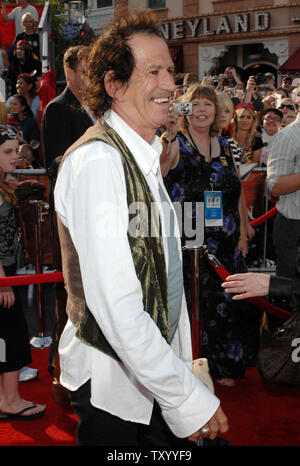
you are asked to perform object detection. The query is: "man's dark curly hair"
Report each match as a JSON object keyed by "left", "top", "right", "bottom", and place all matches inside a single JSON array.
[{"left": 83, "top": 9, "right": 163, "bottom": 118}]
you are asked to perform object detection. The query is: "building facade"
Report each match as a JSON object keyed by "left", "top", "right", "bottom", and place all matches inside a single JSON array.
[{"left": 85, "top": 0, "right": 300, "bottom": 84}]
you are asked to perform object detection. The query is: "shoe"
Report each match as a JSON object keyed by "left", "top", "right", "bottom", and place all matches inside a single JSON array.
[
  {"left": 30, "top": 336, "right": 52, "bottom": 348},
  {"left": 19, "top": 366, "right": 39, "bottom": 382},
  {"left": 0, "top": 403, "right": 46, "bottom": 421},
  {"left": 216, "top": 378, "right": 236, "bottom": 387}
]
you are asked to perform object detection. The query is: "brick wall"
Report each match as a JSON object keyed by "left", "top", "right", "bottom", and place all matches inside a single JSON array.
[{"left": 183, "top": 0, "right": 199, "bottom": 17}]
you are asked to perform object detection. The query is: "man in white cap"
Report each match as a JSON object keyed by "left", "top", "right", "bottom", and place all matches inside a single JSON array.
[{"left": 264, "top": 72, "right": 276, "bottom": 90}]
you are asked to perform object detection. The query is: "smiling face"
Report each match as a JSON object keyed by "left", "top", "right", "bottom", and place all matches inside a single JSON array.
[
  {"left": 16, "top": 77, "right": 31, "bottom": 96},
  {"left": 10, "top": 97, "right": 25, "bottom": 116},
  {"left": 0, "top": 139, "right": 19, "bottom": 175},
  {"left": 263, "top": 111, "right": 282, "bottom": 136},
  {"left": 188, "top": 97, "right": 216, "bottom": 132},
  {"left": 110, "top": 33, "right": 176, "bottom": 141},
  {"left": 236, "top": 108, "right": 255, "bottom": 132},
  {"left": 22, "top": 16, "right": 35, "bottom": 34}
]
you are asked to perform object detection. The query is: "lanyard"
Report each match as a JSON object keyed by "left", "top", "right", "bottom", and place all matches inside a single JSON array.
[{"left": 187, "top": 128, "right": 212, "bottom": 163}]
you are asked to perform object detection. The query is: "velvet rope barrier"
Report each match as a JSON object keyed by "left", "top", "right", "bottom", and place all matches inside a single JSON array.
[
  {"left": 208, "top": 254, "right": 291, "bottom": 320},
  {"left": 0, "top": 272, "right": 63, "bottom": 287},
  {"left": 249, "top": 206, "right": 277, "bottom": 227}
]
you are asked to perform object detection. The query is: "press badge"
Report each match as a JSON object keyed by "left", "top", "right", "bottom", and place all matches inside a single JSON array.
[{"left": 204, "top": 191, "right": 223, "bottom": 227}]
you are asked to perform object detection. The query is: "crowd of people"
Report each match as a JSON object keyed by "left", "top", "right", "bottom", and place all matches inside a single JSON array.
[
  {"left": 0, "top": 0, "right": 44, "bottom": 170},
  {"left": 0, "top": 5, "right": 299, "bottom": 447}
]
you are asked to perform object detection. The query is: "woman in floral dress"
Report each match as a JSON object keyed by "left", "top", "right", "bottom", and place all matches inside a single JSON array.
[{"left": 161, "top": 84, "right": 248, "bottom": 386}]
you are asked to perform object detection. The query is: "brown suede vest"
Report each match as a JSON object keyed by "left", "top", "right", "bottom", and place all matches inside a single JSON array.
[{"left": 57, "top": 121, "right": 170, "bottom": 362}]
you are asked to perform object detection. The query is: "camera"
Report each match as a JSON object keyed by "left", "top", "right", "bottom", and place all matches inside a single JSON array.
[
  {"left": 212, "top": 76, "right": 219, "bottom": 86},
  {"left": 254, "top": 73, "right": 265, "bottom": 86},
  {"left": 225, "top": 87, "right": 236, "bottom": 95},
  {"left": 173, "top": 102, "right": 193, "bottom": 116}
]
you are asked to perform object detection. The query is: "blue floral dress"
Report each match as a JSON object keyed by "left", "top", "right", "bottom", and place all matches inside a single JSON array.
[{"left": 164, "top": 131, "right": 246, "bottom": 380}]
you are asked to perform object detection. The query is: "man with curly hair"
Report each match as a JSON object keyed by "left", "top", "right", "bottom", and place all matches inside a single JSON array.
[
  {"left": 42, "top": 45, "right": 95, "bottom": 405},
  {"left": 54, "top": 10, "right": 228, "bottom": 446}
]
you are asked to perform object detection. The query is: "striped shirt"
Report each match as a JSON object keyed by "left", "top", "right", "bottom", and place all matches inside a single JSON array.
[
  {"left": 267, "top": 112, "right": 300, "bottom": 219},
  {"left": 228, "top": 137, "right": 242, "bottom": 166}
]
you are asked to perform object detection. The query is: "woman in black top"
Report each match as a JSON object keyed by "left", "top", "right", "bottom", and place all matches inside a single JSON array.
[
  {"left": 0, "top": 125, "right": 46, "bottom": 420},
  {"left": 8, "top": 94, "right": 40, "bottom": 144},
  {"left": 12, "top": 12, "right": 40, "bottom": 60}
]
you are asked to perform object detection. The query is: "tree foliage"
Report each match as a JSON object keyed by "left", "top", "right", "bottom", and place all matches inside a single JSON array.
[{"left": 38, "top": 1, "right": 95, "bottom": 79}]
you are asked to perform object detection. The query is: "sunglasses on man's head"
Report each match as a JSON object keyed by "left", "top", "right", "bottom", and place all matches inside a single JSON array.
[{"left": 279, "top": 104, "right": 294, "bottom": 110}]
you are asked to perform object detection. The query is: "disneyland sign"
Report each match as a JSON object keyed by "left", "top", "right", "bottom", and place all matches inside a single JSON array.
[{"left": 161, "top": 12, "right": 270, "bottom": 40}]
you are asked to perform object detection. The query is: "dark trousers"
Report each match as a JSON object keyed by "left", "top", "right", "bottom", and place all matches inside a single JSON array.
[
  {"left": 69, "top": 379, "right": 192, "bottom": 447},
  {"left": 270, "top": 212, "right": 300, "bottom": 330},
  {"left": 273, "top": 212, "right": 300, "bottom": 279}
]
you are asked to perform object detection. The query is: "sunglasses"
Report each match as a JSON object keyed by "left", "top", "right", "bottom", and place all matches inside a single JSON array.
[{"left": 279, "top": 104, "right": 294, "bottom": 110}]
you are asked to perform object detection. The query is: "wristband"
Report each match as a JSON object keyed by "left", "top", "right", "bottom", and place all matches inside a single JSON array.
[{"left": 161, "top": 133, "right": 177, "bottom": 144}]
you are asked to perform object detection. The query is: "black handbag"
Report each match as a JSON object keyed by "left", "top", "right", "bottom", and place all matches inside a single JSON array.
[{"left": 257, "top": 310, "right": 300, "bottom": 385}]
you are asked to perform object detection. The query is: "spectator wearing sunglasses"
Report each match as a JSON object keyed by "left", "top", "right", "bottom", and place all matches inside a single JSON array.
[
  {"left": 280, "top": 111, "right": 297, "bottom": 128},
  {"left": 277, "top": 98, "right": 297, "bottom": 114}
]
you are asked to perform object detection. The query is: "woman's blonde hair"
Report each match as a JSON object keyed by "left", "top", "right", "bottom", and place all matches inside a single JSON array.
[
  {"left": 231, "top": 105, "right": 259, "bottom": 162},
  {"left": 216, "top": 91, "right": 233, "bottom": 113},
  {"left": 21, "top": 12, "right": 36, "bottom": 26},
  {"left": 183, "top": 73, "right": 199, "bottom": 87},
  {"left": 179, "top": 83, "right": 220, "bottom": 136},
  {"left": 278, "top": 97, "right": 297, "bottom": 112}
]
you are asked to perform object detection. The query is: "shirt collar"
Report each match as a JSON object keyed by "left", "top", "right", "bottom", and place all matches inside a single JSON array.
[
  {"left": 261, "top": 128, "right": 275, "bottom": 143},
  {"left": 104, "top": 109, "right": 161, "bottom": 177}
]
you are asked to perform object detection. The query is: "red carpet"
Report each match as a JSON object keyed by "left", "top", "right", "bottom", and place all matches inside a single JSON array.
[
  {"left": 0, "top": 348, "right": 299, "bottom": 446},
  {"left": 0, "top": 349, "right": 77, "bottom": 446},
  {"left": 215, "top": 369, "right": 300, "bottom": 446}
]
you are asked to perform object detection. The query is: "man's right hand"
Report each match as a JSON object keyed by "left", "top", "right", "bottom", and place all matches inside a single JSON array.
[{"left": 188, "top": 406, "right": 229, "bottom": 442}]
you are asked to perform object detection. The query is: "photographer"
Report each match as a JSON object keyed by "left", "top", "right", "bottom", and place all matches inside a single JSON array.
[
  {"left": 242, "top": 75, "right": 264, "bottom": 112},
  {"left": 224, "top": 66, "right": 243, "bottom": 88},
  {"left": 264, "top": 73, "right": 276, "bottom": 91}
]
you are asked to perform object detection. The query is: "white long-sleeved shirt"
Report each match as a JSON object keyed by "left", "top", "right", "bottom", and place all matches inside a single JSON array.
[
  {"left": 267, "top": 112, "right": 300, "bottom": 219},
  {"left": 54, "top": 109, "right": 219, "bottom": 438}
]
